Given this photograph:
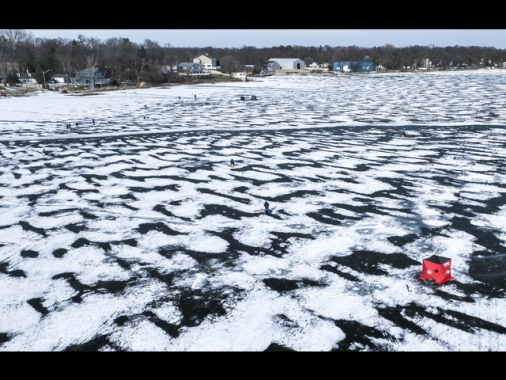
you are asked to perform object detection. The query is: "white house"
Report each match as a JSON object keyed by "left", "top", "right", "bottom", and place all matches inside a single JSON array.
[
  {"left": 231, "top": 71, "right": 247, "bottom": 81},
  {"left": 265, "top": 58, "right": 305, "bottom": 72},
  {"left": 16, "top": 70, "right": 41, "bottom": 89},
  {"left": 48, "top": 73, "right": 69, "bottom": 90},
  {"left": 17, "top": 70, "right": 38, "bottom": 84},
  {"left": 193, "top": 54, "right": 221, "bottom": 71}
]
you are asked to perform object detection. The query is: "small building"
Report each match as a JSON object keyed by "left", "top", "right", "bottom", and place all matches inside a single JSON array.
[
  {"left": 333, "top": 61, "right": 374, "bottom": 73},
  {"left": 265, "top": 58, "right": 305, "bottom": 73},
  {"left": 193, "top": 54, "right": 221, "bottom": 71},
  {"left": 71, "top": 67, "right": 110, "bottom": 89},
  {"left": 419, "top": 255, "right": 453, "bottom": 285},
  {"left": 244, "top": 65, "right": 262, "bottom": 77},
  {"left": 48, "top": 73, "right": 69, "bottom": 90},
  {"left": 231, "top": 71, "right": 247, "bottom": 81}
]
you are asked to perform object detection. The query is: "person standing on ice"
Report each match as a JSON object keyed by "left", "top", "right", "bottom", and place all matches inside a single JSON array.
[{"left": 264, "top": 201, "right": 270, "bottom": 215}]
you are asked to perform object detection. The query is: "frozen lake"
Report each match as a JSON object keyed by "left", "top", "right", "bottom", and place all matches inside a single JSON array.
[{"left": 1, "top": 70, "right": 506, "bottom": 351}]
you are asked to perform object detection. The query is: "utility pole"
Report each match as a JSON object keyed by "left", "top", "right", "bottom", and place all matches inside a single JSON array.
[{"left": 42, "top": 69, "right": 52, "bottom": 90}]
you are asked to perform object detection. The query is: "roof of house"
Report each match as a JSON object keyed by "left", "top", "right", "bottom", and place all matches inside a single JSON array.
[
  {"left": 74, "top": 67, "right": 105, "bottom": 76},
  {"left": 17, "top": 72, "right": 35, "bottom": 79},
  {"left": 178, "top": 62, "right": 202, "bottom": 69},
  {"left": 266, "top": 58, "right": 303, "bottom": 64}
]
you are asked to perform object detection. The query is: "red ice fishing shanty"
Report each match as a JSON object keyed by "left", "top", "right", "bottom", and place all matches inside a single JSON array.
[{"left": 419, "top": 255, "right": 453, "bottom": 285}]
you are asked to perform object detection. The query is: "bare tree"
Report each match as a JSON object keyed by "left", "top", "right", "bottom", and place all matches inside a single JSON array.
[
  {"left": 101, "top": 37, "right": 138, "bottom": 85},
  {"left": 0, "top": 29, "right": 33, "bottom": 82},
  {"left": 219, "top": 55, "right": 243, "bottom": 75},
  {"left": 54, "top": 38, "right": 75, "bottom": 82},
  {"left": 138, "top": 39, "right": 166, "bottom": 83},
  {"left": 1, "top": 29, "right": 32, "bottom": 51}
]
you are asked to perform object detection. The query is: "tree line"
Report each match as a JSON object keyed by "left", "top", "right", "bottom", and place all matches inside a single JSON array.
[{"left": 1, "top": 29, "right": 505, "bottom": 86}]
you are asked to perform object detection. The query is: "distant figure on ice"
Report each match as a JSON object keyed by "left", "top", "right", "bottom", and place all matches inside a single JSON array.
[
  {"left": 92, "top": 118, "right": 95, "bottom": 125},
  {"left": 230, "top": 159, "right": 235, "bottom": 167},
  {"left": 401, "top": 131, "right": 407, "bottom": 137},
  {"left": 264, "top": 201, "right": 270, "bottom": 215}
]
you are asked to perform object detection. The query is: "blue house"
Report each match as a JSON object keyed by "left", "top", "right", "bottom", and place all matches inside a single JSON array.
[
  {"left": 71, "top": 67, "right": 111, "bottom": 89},
  {"left": 176, "top": 62, "right": 210, "bottom": 79},
  {"left": 333, "top": 61, "right": 374, "bottom": 73}
]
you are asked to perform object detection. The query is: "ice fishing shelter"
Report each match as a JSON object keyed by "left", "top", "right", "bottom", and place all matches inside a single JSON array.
[{"left": 419, "top": 255, "right": 453, "bottom": 285}]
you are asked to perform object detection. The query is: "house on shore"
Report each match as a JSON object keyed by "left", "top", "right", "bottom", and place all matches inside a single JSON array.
[
  {"left": 177, "top": 63, "right": 210, "bottom": 79},
  {"left": 193, "top": 54, "right": 221, "bottom": 72},
  {"left": 71, "top": 67, "right": 111, "bottom": 88},
  {"left": 17, "top": 70, "right": 41, "bottom": 88}
]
